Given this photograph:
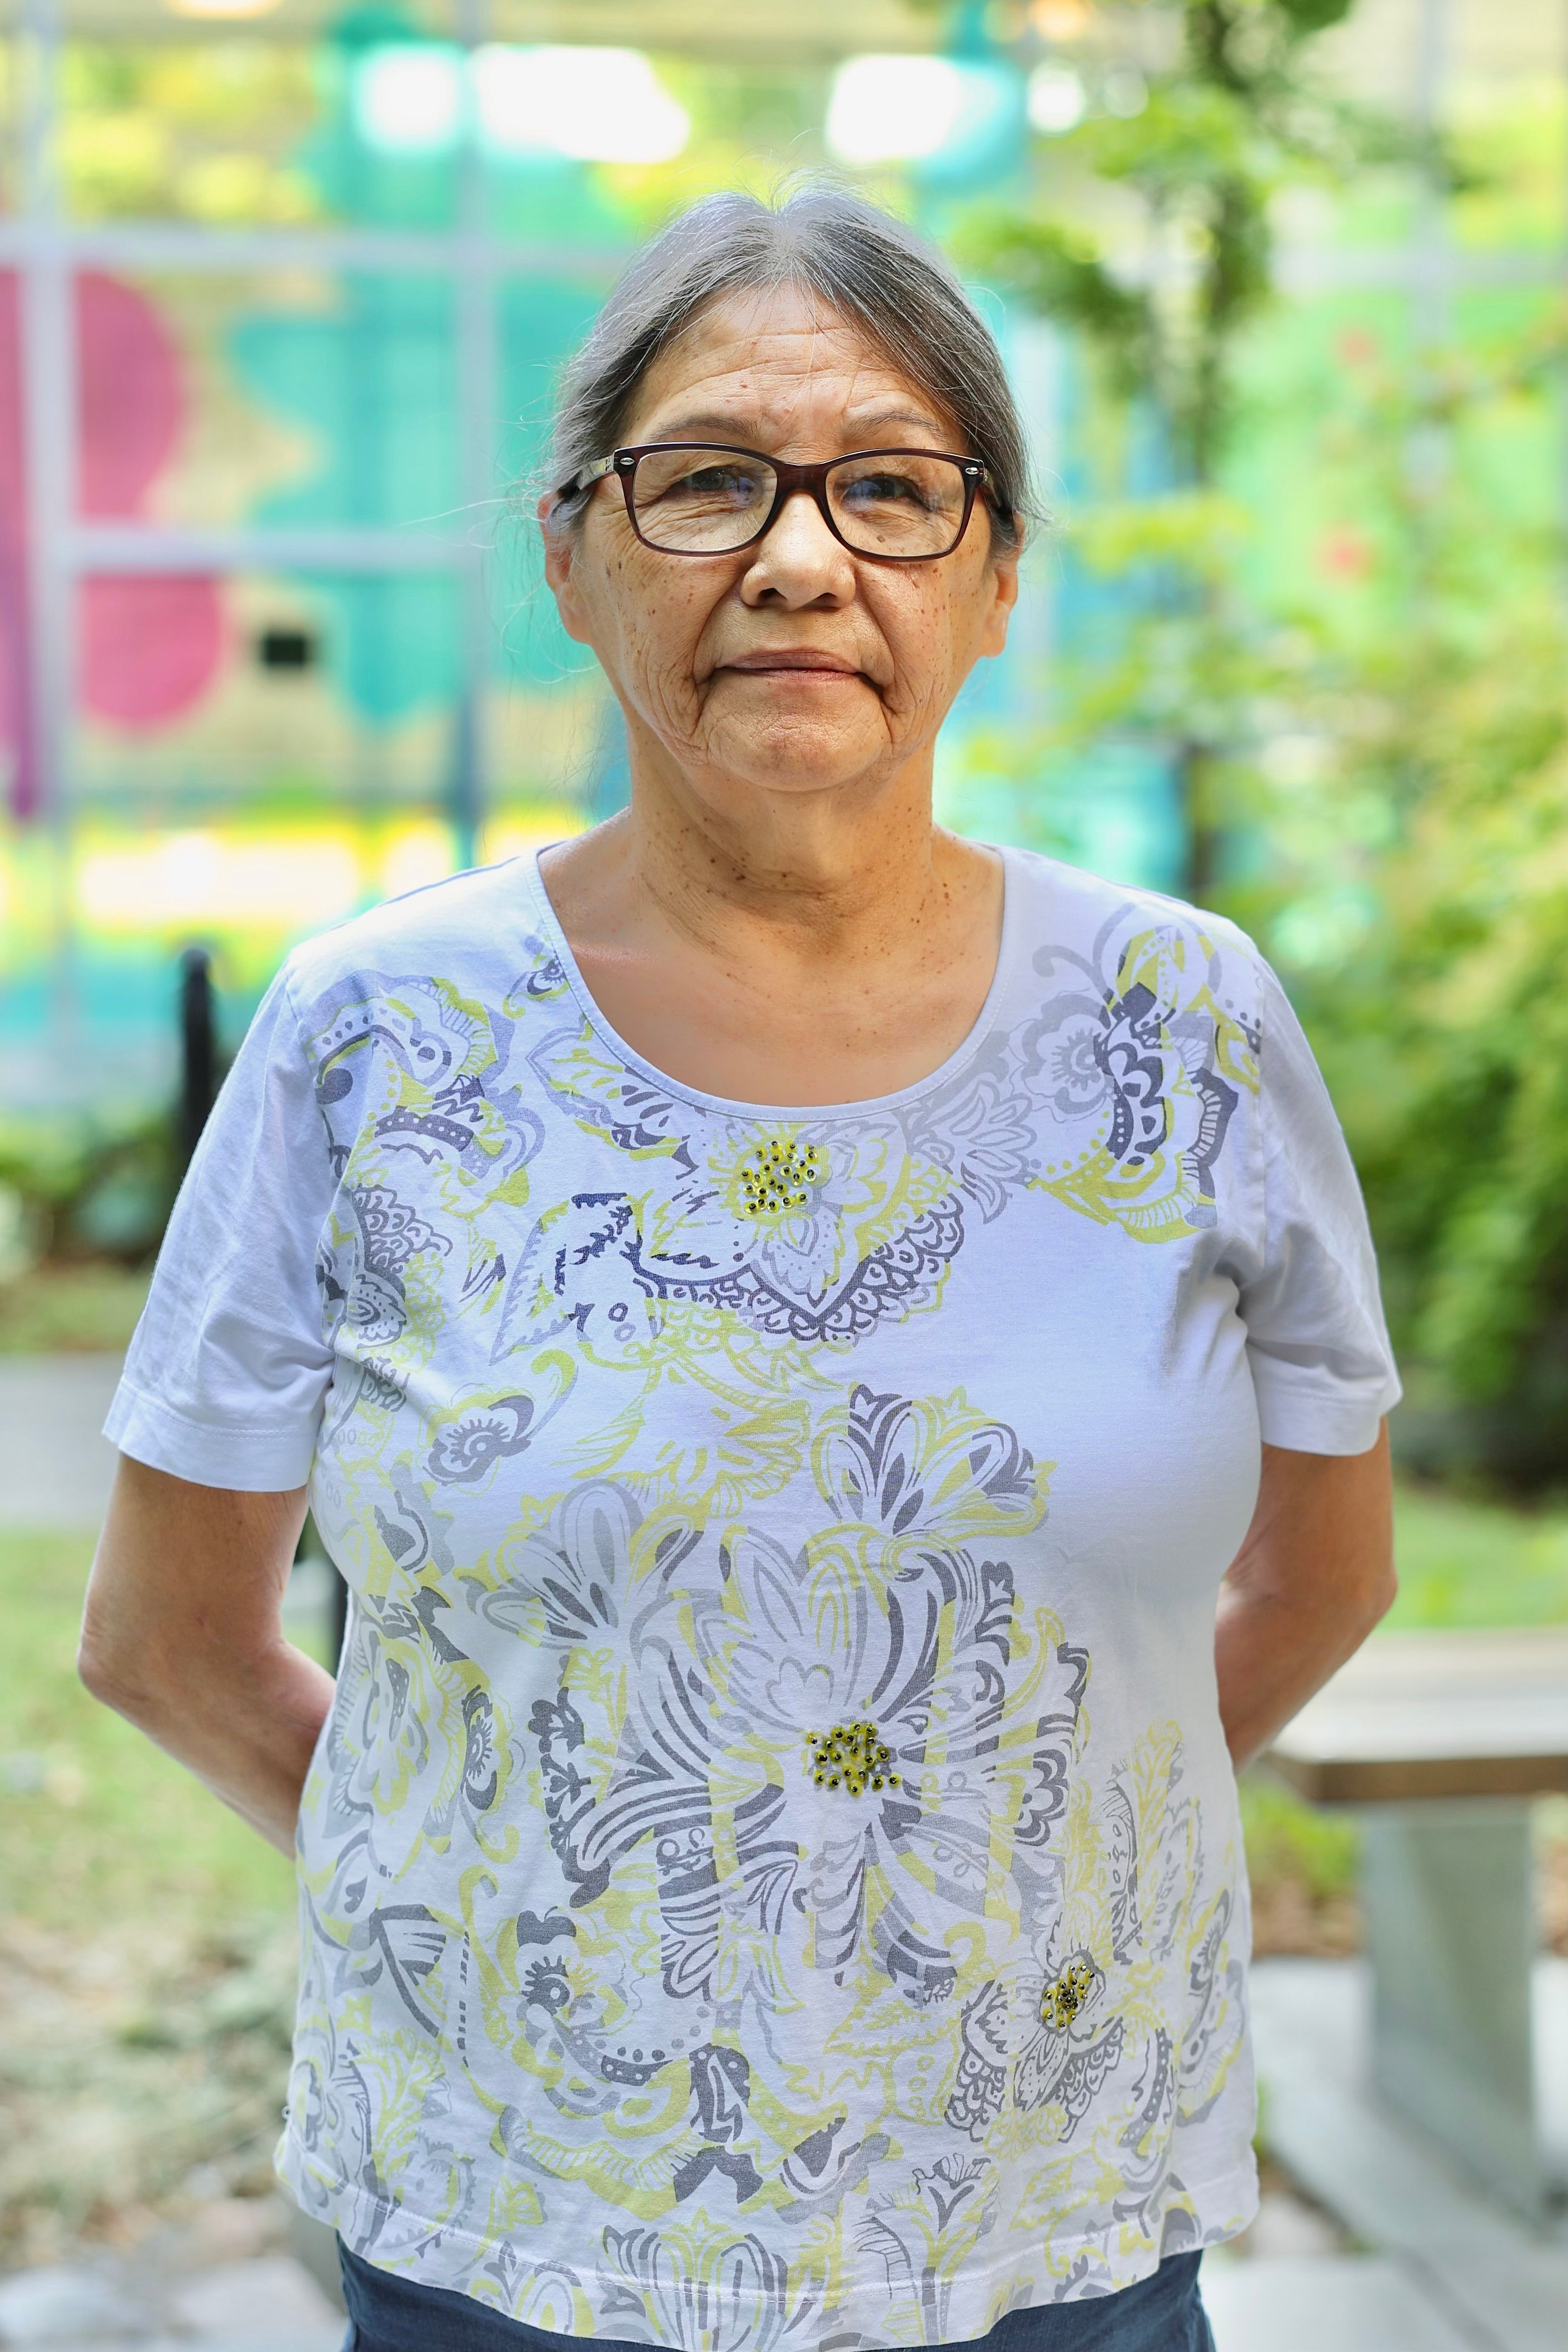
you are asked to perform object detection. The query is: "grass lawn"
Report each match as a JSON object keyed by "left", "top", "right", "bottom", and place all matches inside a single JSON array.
[
  {"left": 0, "top": 1527, "right": 297, "bottom": 1940},
  {"left": 1385, "top": 1481, "right": 1567, "bottom": 1629},
  {"left": 0, "top": 1264, "right": 152, "bottom": 1356},
  {"left": 0, "top": 1528, "right": 314, "bottom": 2264}
]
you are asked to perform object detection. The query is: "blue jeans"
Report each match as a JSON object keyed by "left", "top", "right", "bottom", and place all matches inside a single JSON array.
[{"left": 337, "top": 2241, "right": 1214, "bottom": 2352}]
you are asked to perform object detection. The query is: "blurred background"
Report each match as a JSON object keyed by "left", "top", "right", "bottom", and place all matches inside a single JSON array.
[{"left": 0, "top": 3, "right": 1562, "bottom": 2348}]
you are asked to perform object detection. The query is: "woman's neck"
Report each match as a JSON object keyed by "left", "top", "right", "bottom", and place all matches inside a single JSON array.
[
  {"left": 537, "top": 739, "right": 1003, "bottom": 1108},
  {"left": 618, "top": 753, "right": 950, "bottom": 975}
]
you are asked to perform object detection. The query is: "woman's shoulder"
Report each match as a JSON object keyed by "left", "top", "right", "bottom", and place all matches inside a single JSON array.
[
  {"left": 995, "top": 843, "right": 1270, "bottom": 1006},
  {"left": 278, "top": 854, "right": 549, "bottom": 1022}
]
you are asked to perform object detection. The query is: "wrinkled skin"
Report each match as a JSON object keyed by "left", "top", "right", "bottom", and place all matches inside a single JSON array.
[
  {"left": 543, "top": 283, "right": 1018, "bottom": 828},
  {"left": 534, "top": 283, "right": 1018, "bottom": 1110}
]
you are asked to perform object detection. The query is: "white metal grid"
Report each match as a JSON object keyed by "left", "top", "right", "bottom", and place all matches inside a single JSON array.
[
  {"left": 3, "top": 0, "right": 631, "bottom": 869},
  {"left": 3, "top": 0, "right": 1561, "bottom": 867}
]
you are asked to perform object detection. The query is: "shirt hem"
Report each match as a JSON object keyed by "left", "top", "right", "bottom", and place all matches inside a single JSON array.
[
  {"left": 1251, "top": 1383, "right": 1402, "bottom": 1458},
  {"left": 104, "top": 1376, "right": 317, "bottom": 1491},
  {"left": 276, "top": 2128, "right": 1259, "bottom": 2347}
]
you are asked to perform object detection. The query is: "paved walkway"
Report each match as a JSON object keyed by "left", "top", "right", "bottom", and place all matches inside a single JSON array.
[
  {"left": 1209, "top": 1955, "right": 1568, "bottom": 2352},
  {"left": 0, "top": 1354, "right": 123, "bottom": 1529},
  {"left": 0, "top": 2247, "right": 343, "bottom": 2349},
  {"left": 1205, "top": 2254, "right": 1476, "bottom": 2352}
]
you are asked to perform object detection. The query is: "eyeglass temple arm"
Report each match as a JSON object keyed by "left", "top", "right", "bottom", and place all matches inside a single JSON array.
[{"left": 555, "top": 455, "right": 618, "bottom": 501}]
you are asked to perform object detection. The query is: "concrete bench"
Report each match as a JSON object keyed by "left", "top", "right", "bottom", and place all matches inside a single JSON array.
[{"left": 1267, "top": 1627, "right": 1568, "bottom": 2218}]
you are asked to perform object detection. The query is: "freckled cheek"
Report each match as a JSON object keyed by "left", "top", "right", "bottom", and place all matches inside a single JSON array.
[
  {"left": 609, "top": 565, "right": 699, "bottom": 664},
  {"left": 881, "top": 596, "right": 959, "bottom": 717},
  {"left": 619, "top": 604, "right": 708, "bottom": 728}
]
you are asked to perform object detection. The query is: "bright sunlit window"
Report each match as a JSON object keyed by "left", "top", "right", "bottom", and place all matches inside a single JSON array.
[
  {"left": 350, "top": 43, "right": 690, "bottom": 165},
  {"left": 352, "top": 44, "right": 466, "bottom": 155},
  {"left": 474, "top": 46, "right": 690, "bottom": 165},
  {"left": 1026, "top": 63, "right": 1086, "bottom": 135},
  {"left": 76, "top": 831, "right": 363, "bottom": 932},
  {"left": 166, "top": 0, "right": 282, "bottom": 18},
  {"left": 825, "top": 55, "right": 971, "bottom": 164}
]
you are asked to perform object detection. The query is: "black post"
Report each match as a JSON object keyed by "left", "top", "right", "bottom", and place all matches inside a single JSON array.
[
  {"left": 328, "top": 1566, "right": 349, "bottom": 1670},
  {"left": 178, "top": 947, "right": 217, "bottom": 1170}
]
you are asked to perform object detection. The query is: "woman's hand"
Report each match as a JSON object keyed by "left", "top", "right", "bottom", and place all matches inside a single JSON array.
[
  {"left": 78, "top": 1456, "right": 335, "bottom": 1857},
  {"left": 1216, "top": 1424, "right": 1396, "bottom": 1771}
]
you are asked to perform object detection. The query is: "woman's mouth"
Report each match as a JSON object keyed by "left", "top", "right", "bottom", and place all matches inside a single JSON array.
[{"left": 717, "top": 650, "right": 867, "bottom": 681}]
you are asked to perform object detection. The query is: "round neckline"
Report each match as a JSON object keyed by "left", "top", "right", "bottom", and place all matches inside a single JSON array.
[{"left": 521, "top": 841, "right": 1020, "bottom": 1122}]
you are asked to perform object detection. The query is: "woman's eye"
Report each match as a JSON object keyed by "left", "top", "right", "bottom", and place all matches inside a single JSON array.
[
  {"left": 843, "top": 472, "right": 927, "bottom": 508},
  {"left": 674, "top": 467, "right": 760, "bottom": 501}
]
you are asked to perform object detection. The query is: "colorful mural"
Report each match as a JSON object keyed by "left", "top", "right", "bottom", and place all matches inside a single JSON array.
[{"left": 0, "top": 1, "right": 1560, "bottom": 1144}]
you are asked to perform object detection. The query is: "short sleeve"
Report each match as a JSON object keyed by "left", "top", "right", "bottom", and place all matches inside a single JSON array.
[
  {"left": 1238, "top": 962, "right": 1402, "bottom": 1456},
  {"left": 104, "top": 960, "right": 337, "bottom": 1490}
]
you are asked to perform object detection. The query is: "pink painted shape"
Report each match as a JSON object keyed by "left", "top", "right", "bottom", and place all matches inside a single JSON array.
[
  {"left": 73, "top": 272, "right": 226, "bottom": 729},
  {"left": 0, "top": 272, "right": 36, "bottom": 812},
  {"left": 1, "top": 269, "right": 227, "bottom": 790},
  {"left": 80, "top": 573, "right": 226, "bottom": 732},
  {"left": 77, "top": 269, "right": 188, "bottom": 519}
]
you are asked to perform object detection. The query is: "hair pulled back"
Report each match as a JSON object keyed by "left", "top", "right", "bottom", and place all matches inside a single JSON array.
[{"left": 545, "top": 183, "right": 1031, "bottom": 552}]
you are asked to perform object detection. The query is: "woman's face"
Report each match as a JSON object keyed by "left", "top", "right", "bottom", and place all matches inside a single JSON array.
[{"left": 542, "top": 284, "right": 1019, "bottom": 818}]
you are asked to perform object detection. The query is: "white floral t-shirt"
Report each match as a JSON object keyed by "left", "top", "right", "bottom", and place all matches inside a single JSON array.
[{"left": 107, "top": 845, "right": 1398, "bottom": 2346}]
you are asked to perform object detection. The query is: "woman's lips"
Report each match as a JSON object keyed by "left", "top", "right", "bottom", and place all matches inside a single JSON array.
[{"left": 717, "top": 651, "right": 866, "bottom": 679}]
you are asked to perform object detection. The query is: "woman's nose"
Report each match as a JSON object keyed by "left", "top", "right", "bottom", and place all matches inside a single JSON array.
[{"left": 741, "top": 488, "right": 855, "bottom": 604}]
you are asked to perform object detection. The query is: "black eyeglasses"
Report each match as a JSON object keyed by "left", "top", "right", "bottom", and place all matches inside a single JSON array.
[{"left": 555, "top": 441, "right": 1002, "bottom": 562}]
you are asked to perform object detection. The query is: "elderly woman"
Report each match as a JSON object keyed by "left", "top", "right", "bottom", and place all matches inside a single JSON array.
[{"left": 82, "top": 188, "right": 1398, "bottom": 2352}]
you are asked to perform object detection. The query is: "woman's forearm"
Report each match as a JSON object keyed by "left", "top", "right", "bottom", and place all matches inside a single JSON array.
[
  {"left": 80, "top": 1457, "right": 332, "bottom": 1857},
  {"left": 1215, "top": 1429, "right": 1396, "bottom": 1771},
  {"left": 85, "top": 1634, "right": 334, "bottom": 1857},
  {"left": 1215, "top": 1573, "right": 1385, "bottom": 1773}
]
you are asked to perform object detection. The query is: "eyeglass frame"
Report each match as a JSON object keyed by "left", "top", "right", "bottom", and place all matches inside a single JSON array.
[{"left": 553, "top": 441, "right": 1004, "bottom": 563}]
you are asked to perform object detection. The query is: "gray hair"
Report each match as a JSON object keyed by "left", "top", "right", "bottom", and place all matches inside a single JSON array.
[{"left": 544, "top": 184, "right": 1031, "bottom": 553}]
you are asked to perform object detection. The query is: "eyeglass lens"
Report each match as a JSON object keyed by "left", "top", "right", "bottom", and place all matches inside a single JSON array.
[{"left": 628, "top": 447, "right": 971, "bottom": 557}]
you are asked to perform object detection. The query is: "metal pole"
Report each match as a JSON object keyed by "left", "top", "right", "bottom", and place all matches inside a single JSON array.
[
  {"left": 19, "top": 0, "right": 75, "bottom": 1007},
  {"left": 453, "top": 0, "right": 495, "bottom": 874},
  {"left": 177, "top": 946, "right": 217, "bottom": 1171},
  {"left": 1407, "top": 0, "right": 1452, "bottom": 537},
  {"left": 327, "top": 1562, "right": 349, "bottom": 1671},
  {"left": 1412, "top": 0, "right": 1452, "bottom": 354}
]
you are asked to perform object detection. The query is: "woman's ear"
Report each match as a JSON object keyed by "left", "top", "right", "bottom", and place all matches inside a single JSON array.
[
  {"left": 538, "top": 494, "right": 592, "bottom": 645},
  {"left": 978, "top": 541, "right": 1021, "bottom": 660}
]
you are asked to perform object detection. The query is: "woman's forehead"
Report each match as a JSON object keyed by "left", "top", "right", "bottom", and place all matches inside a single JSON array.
[{"left": 623, "top": 285, "right": 957, "bottom": 449}]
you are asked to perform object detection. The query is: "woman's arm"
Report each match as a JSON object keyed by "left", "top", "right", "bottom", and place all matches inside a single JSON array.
[
  {"left": 79, "top": 1456, "right": 336, "bottom": 1857},
  {"left": 1216, "top": 1423, "right": 1396, "bottom": 1771}
]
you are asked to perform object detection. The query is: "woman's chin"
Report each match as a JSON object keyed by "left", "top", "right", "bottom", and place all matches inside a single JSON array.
[{"left": 690, "top": 720, "right": 896, "bottom": 801}]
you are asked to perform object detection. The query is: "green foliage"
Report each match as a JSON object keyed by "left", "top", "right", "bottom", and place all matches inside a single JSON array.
[
  {"left": 967, "top": 216, "right": 1156, "bottom": 397},
  {"left": 1232, "top": 321, "right": 1568, "bottom": 1483},
  {"left": 58, "top": 39, "right": 321, "bottom": 222},
  {"left": 0, "top": 1111, "right": 177, "bottom": 1271},
  {"left": 963, "top": 0, "right": 1411, "bottom": 478},
  {"left": 1240, "top": 1771, "right": 1360, "bottom": 1901},
  {"left": 1274, "top": 0, "right": 1355, "bottom": 33},
  {"left": 957, "top": 5, "right": 1566, "bottom": 1487}
]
